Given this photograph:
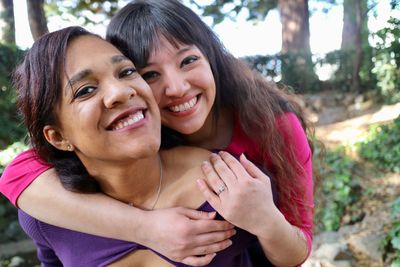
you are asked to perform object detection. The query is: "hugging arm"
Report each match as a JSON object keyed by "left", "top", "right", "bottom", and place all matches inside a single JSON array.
[
  {"left": 198, "top": 152, "right": 310, "bottom": 266},
  {"left": 0, "top": 150, "right": 235, "bottom": 266},
  {"left": 197, "top": 115, "right": 314, "bottom": 266}
]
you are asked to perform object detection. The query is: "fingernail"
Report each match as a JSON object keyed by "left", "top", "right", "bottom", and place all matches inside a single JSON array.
[{"left": 208, "top": 211, "right": 216, "bottom": 217}]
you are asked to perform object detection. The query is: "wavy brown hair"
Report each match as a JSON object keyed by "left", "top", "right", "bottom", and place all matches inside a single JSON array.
[{"left": 106, "top": 0, "right": 315, "bottom": 224}]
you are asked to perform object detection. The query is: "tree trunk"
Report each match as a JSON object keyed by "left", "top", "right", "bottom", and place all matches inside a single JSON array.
[
  {"left": 278, "top": 0, "right": 318, "bottom": 92},
  {"left": 341, "top": 0, "right": 365, "bottom": 93},
  {"left": 27, "top": 0, "right": 48, "bottom": 40},
  {"left": 279, "top": 0, "right": 311, "bottom": 54},
  {"left": 0, "top": 0, "right": 15, "bottom": 44}
]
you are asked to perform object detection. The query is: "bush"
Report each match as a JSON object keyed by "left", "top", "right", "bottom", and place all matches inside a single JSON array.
[
  {"left": 0, "top": 141, "right": 28, "bottom": 173},
  {"left": 0, "top": 44, "right": 26, "bottom": 149},
  {"left": 243, "top": 52, "right": 321, "bottom": 93},
  {"left": 357, "top": 117, "right": 400, "bottom": 173},
  {"left": 314, "top": 146, "right": 360, "bottom": 232},
  {"left": 372, "top": 17, "right": 400, "bottom": 103},
  {"left": 314, "top": 147, "right": 360, "bottom": 232}
]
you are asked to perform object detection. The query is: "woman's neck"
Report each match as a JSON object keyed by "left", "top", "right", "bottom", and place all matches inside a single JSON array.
[
  {"left": 184, "top": 108, "right": 234, "bottom": 150},
  {"left": 86, "top": 154, "right": 163, "bottom": 210}
]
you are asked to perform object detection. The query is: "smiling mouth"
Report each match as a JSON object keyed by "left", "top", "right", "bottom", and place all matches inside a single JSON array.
[
  {"left": 108, "top": 110, "right": 145, "bottom": 131},
  {"left": 168, "top": 96, "right": 198, "bottom": 113}
]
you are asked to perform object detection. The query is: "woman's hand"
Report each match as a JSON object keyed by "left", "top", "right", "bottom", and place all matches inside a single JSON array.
[
  {"left": 142, "top": 207, "right": 235, "bottom": 266},
  {"left": 197, "top": 151, "right": 280, "bottom": 236}
]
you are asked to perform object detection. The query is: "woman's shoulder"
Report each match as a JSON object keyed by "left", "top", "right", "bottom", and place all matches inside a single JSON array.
[
  {"left": 159, "top": 147, "right": 210, "bottom": 209},
  {"left": 163, "top": 146, "right": 211, "bottom": 166}
]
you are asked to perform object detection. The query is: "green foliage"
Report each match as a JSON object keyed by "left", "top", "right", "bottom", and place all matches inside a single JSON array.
[
  {"left": 0, "top": 142, "right": 29, "bottom": 246},
  {"left": 318, "top": 49, "right": 352, "bottom": 91},
  {"left": 242, "top": 54, "right": 280, "bottom": 80},
  {"left": 0, "top": 44, "right": 26, "bottom": 148},
  {"left": 357, "top": 117, "right": 400, "bottom": 173},
  {"left": 190, "top": 0, "right": 278, "bottom": 24},
  {"left": 372, "top": 17, "right": 400, "bottom": 103},
  {"left": 314, "top": 146, "right": 359, "bottom": 232},
  {"left": 280, "top": 52, "right": 321, "bottom": 93},
  {"left": 0, "top": 194, "right": 26, "bottom": 244},
  {"left": 381, "top": 197, "right": 400, "bottom": 266},
  {"left": 0, "top": 141, "right": 29, "bottom": 257},
  {"left": 0, "top": 141, "right": 28, "bottom": 173},
  {"left": 243, "top": 53, "right": 321, "bottom": 93},
  {"left": 45, "top": 0, "right": 128, "bottom": 25}
]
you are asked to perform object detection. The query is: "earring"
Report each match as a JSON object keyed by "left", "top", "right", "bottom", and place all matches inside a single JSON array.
[{"left": 66, "top": 144, "right": 73, "bottom": 151}]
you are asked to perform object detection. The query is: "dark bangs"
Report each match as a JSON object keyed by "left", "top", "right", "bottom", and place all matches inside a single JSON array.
[{"left": 106, "top": 0, "right": 218, "bottom": 69}]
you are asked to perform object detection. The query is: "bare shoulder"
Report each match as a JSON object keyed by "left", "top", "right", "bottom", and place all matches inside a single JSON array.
[
  {"left": 158, "top": 147, "right": 211, "bottom": 209},
  {"left": 163, "top": 146, "right": 211, "bottom": 167}
]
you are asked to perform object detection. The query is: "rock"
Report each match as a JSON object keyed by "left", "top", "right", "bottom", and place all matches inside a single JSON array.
[
  {"left": 347, "top": 231, "right": 384, "bottom": 262},
  {"left": 314, "top": 243, "right": 348, "bottom": 261}
]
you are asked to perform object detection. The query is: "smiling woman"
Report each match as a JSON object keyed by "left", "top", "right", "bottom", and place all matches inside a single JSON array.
[{"left": 13, "top": 26, "right": 267, "bottom": 267}]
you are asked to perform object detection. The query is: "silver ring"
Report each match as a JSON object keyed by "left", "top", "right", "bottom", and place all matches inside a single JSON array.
[{"left": 217, "top": 184, "right": 226, "bottom": 195}]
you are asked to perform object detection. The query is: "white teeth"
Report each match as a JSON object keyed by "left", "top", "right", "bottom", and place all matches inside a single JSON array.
[
  {"left": 112, "top": 111, "right": 144, "bottom": 130},
  {"left": 169, "top": 97, "right": 197, "bottom": 113}
]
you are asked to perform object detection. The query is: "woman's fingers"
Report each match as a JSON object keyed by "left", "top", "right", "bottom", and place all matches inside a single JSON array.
[
  {"left": 193, "top": 227, "right": 236, "bottom": 245},
  {"left": 191, "top": 238, "right": 233, "bottom": 256},
  {"left": 181, "top": 253, "right": 217, "bottom": 266},
  {"left": 182, "top": 209, "right": 217, "bottom": 220},
  {"left": 239, "top": 153, "right": 269, "bottom": 181},
  {"left": 200, "top": 161, "right": 229, "bottom": 197},
  {"left": 209, "top": 153, "right": 237, "bottom": 187},
  {"left": 215, "top": 151, "right": 249, "bottom": 181},
  {"left": 196, "top": 179, "right": 222, "bottom": 210}
]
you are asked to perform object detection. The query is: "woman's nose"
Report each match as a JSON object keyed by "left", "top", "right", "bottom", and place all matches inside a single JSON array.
[
  {"left": 163, "top": 73, "right": 190, "bottom": 98},
  {"left": 103, "top": 83, "right": 136, "bottom": 109}
]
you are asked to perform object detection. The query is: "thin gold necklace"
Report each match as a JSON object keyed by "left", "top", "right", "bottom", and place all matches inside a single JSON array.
[{"left": 128, "top": 155, "right": 163, "bottom": 210}]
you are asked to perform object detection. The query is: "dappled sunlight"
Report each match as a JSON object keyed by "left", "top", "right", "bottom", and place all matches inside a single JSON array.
[{"left": 315, "top": 102, "right": 400, "bottom": 145}]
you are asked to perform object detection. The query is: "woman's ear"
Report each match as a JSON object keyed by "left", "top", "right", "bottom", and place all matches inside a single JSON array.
[{"left": 43, "top": 125, "right": 74, "bottom": 151}]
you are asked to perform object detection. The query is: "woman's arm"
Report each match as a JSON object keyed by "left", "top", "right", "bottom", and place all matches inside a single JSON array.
[
  {"left": 1, "top": 151, "right": 235, "bottom": 266},
  {"left": 198, "top": 151, "right": 310, "bottom": 266}
]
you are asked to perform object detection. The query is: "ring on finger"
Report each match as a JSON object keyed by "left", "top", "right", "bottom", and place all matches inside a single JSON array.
[{"left": 217, "top": 184, "right": 226, "bottom": 195}]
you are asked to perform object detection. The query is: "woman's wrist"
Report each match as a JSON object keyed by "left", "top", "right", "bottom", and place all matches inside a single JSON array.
[{"left": 256, "top": 209, "right": 308, "bottom": 266}]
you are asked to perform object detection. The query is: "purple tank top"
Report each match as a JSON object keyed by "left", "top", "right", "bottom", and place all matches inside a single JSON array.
[{"left": 19, "top": 202, "right": 258, "bottom": 267}]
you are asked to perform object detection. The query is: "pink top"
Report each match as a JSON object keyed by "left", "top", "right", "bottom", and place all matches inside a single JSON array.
[
  {"left": 0, "top": 112, "right": 313, "bottom": 255},
  {"left": 226, "top": 112, "right": 314, "bottom": 255},
  {"left": 0, "top": 150, "right": 51, "bottom": 206}
]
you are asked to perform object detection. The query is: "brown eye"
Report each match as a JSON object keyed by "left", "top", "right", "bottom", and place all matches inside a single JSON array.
[
  {"left": 141, "top": 71, "right": 159, "bottom": 82},
  {"left": 74, "top": 86, "right": 96, "bottom": 99},
  {"left": 181, "top": 56, "right": 199, "bottom": 67},
  {"left": 119, "top": 68, "right": 137, "bottom": 78}
]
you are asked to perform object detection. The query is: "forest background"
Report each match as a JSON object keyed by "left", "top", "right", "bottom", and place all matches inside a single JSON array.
[{"left": 0, "top": 0, "right": 399, "bottom": 266}]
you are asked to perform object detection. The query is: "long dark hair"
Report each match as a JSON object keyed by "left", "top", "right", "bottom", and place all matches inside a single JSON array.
[
  {"left": 14, "top": 26, "right": 100, "bottom": 193},
  {"left": 106, "top": 0, "right": 315, "bottom": 223}
]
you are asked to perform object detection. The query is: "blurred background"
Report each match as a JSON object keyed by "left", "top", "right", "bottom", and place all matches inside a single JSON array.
[{"left": 0, "top": 0, "right": 399, "bottom": 266}]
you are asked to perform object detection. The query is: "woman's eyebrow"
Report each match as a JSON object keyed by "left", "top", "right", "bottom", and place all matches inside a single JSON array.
[
  {"left": 64, "top": 69, "right": 92, "bottom": 92},
  {"left": 111, "top": 54, "right": 130, "bottom": 64},
  {"left": 64, "top": 55, "right": 130, "bottom": 93}
]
